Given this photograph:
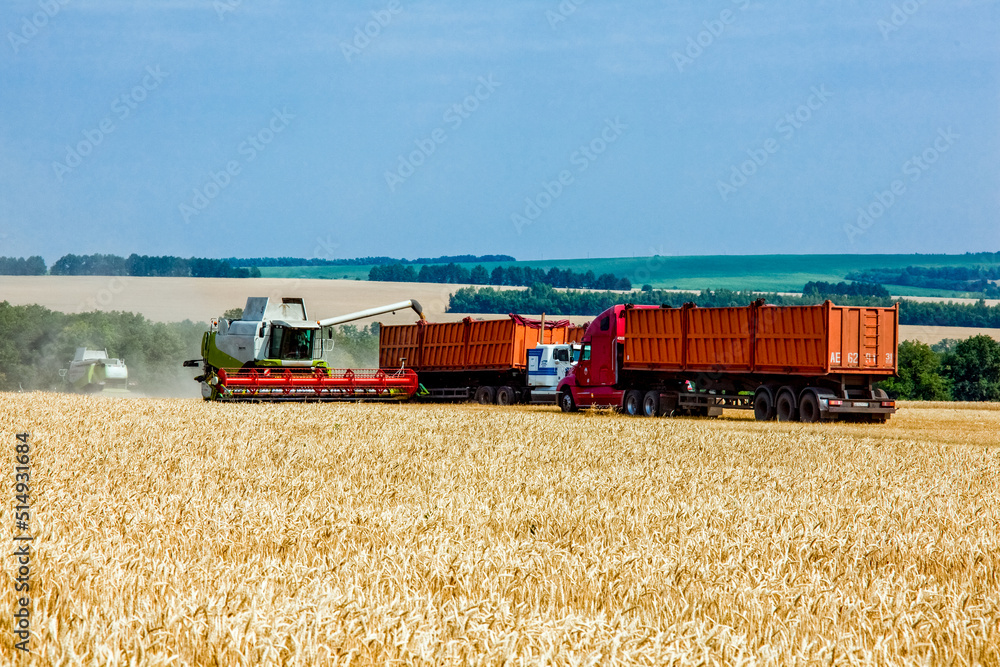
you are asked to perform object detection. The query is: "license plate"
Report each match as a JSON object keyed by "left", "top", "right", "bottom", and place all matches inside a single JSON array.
[{"left": 854, "top": 402, "right": 869, "bottom": 407}]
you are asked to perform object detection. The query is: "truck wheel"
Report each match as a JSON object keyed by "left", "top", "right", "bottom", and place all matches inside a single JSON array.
[
  {"left": 799, "top": 391, "right": 820, "bottom": 423},
  {"left": 642, "top": 391, "right": 660, "bottom": 417},
  {"left": 776, "top": 389, "right": 798, "bottom": 422},
  {"left": 474, "top": 386, "right": 495, "bottom": 405},
  {"left": 624, "top": 390, "right": 643, "bottom": 416},
  {"left": 753, "top": 388, "right": 775, "bottom": 421},
  {"left": 559, "top": 390, "right": 577, "bottom": 413},
  {"left": 496, "top": 386, "right": 517, "bottom": 406}
]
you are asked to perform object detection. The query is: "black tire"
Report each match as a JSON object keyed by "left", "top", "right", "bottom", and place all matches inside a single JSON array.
[
  {"left": 799, "top": 391, "right": 820, "bottom": 423},
  {"left": 496, "top": 385, "right": 517, "bottom": 406},
  {"left": 753, "top": 388, "right": 775, "bottom": 421},
  {"left": 623, "top": 389, "right": 643, "bottom": 416},
  {"left": 642, "top": 391, "right": 660, "bottom": 417},
  {"left": 474, "top": 386, "right": 496, "bottom": 405},
  {"left": 776, "top": 389, "right": 798, "bottom": 422},
  {"left": 559, "top": 390, "right": 577, "bottom": 413}
]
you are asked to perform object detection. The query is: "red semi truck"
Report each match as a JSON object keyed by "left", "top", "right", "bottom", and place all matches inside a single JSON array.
[{"left": 557, "top": 301, "right": 899, "bottom": 422}]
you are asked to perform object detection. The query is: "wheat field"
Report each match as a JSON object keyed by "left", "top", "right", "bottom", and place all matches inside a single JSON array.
[{"left": 2, "top": 394, "right": 999, "bottom": 666}]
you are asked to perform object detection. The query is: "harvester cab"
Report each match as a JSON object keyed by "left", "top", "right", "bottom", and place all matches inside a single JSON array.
[{"left": 187, "top": 296, "right": 424, "bottom": 401}]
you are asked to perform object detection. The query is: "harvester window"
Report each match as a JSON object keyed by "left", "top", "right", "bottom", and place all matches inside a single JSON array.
[
  {"left": 284, "top": 329, "right": 314, "bottom": 360},
  {"left": 269, "top": 326, "right": 316, "bottom": 360}
]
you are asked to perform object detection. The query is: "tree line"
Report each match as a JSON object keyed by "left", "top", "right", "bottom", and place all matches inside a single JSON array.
[
  {"left": 846, "top": 265, "right": 1000, "bottom": 297},
  {"left": 226, "top": 254, "right": 515, "bottom": 267},
  {"left": 370, "top": 263, "right": 632, "bottom": 290},
  {"left": 0, "top": 256, "right": 46, "bottom": 275},
  {"left": 447, "top": 284, "right": 1000, "bottom": 328},
  {"left": 803, "top": 281, "right": 890, "bottom": 298},
  {"left": 43, "top": 254, "right": 262, "bottom": 278},
  {"left": 880, "top": 337, "right": 1000, "bottom": 401}
]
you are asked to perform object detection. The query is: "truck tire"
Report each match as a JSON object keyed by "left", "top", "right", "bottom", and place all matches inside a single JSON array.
[
  {"left": 496, "top": 385, "right": 517, "bottom": 406},
  {"left": 776, "top": 388, "right": 798, "bottom": 422},
  {"left": 798, "top": 391, "right": 820, "bottom": 423},
  {"left": 623, "top": 390, "right": 643, "bottom": 416},
  {"left": 753, "top": 387, "right": 775, "bottom": 421},
  {"left": 474, "top": 386, "right": 496, "bottom": 405},
  {"left": 559, "top": 389, "right": 577, "bottom": 413},
  {"left": 642, "top": 391, "right": 660, "bottom": 417}
]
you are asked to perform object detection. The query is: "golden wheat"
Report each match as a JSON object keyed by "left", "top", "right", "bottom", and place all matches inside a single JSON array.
[{"left": 1, "top": 393, "right": 998, "bottom": 665}]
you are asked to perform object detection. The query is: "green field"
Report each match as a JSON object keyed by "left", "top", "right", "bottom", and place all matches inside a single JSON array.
[{"left": 258, "top": 253, "right": 1000, "bottom": 296}]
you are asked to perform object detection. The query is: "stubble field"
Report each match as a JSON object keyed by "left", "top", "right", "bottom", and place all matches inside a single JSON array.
[{"left": 2, "top": 394, "right": 999, "bottom": 665}]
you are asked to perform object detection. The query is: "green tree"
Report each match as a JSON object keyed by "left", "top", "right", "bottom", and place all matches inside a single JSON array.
[
  {"left": 469, "top": 265, "right": 489, "bottom": 285},
  {"left": 942, "top": 335, "right": 1000, "bottom": 401},
  {"left": 878, "top": 341, "right": 951, "bottom": 400}
]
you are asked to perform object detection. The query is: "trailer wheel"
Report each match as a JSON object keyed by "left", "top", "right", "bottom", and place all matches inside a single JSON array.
[
  {"left": 753, "top": 388, "right": 775, "bottom": 421},
  {"left": 496, "top": 385, "right": 517, "bottom": 406},
  {"left": 623, "top": 390, "right": 643, "bottom": 416},
  {"left": 559, "top": 389, "right": 577, "bottom": 413},
  {"left": 474, "top": 386, "right": 496, "bottom": 405},
  {"left": 776, "top": 389, "right": 798, "bottom": 422},
  {"left": 799, "top": 391, "right": 820, "bottom": 423},
  {"left": 642, "top": 391, "right": 660, "bottom": 417}
]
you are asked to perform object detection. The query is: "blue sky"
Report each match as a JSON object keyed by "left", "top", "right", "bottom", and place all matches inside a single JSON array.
[{"left": 1, "top": 0, "right": 997, "bottom": 264}]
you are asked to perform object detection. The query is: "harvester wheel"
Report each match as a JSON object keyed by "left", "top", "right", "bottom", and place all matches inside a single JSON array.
[
  {"left": 776, "top": 389, "right": 798, "bottom": 422},
  {"left": 496, "top": 386, "right": 517, "bottom": 406},
  {"left": 798, "top": 391, "right": 820, "bottom": 423},
  {"left": 623, "top": 390, "right": 643, "bottom": 416},
  {"left": 753, "top": 388, "right": 775, "bottom": 421},
  {"left": 642, "top": 391, "right": 660, "bottom": 417},
  {"left": 474, "top": 386, "right": 496, "bottom": 405},
  {"left": 559, "top": 390, "right": 578, "bottom": 413}
]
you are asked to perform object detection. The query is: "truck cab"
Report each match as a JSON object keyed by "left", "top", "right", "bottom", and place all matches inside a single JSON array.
[
  {"left": 526, "top": 343, "right": 581, "bottom": 403},
  {"left": 556, "top": 305, "right": 629, "bottom": 410}
]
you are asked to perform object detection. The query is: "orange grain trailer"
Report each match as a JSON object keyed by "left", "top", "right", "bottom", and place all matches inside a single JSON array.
[
  {"left": 559, "top": 301, "right": 898, "bottom": 422},
  {"left": 380, "top": 315, "right": 585, "bottom": 404}
]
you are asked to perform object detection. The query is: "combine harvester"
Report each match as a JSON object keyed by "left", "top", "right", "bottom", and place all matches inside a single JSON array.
[
  {"left": 61, "top": 348, "right": 129, "bottom": 394},
  {"left": 557, "top": 300, "right": 900, "bottom": 422},
  {"left": 186, "top": 297, "right": 424, "bottom": 402},
  {"left": 379, "top": 315, "right": 585, "bottom": 404}
]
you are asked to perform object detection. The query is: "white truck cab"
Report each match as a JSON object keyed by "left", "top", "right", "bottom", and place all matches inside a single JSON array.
[{"left": 526, "top": 343, "right": 581, "bottom": 403}]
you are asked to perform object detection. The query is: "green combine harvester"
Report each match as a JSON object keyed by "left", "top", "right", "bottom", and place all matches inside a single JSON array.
[{"left": 61, "top": 348, "right": 130, "bottom": 394}]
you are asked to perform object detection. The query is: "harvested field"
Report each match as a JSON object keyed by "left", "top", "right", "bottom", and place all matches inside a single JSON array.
[
  {"left": 0, "top": 276, "right": 592, "bottom": 327},
  {"left": 2, "top": 394, "right": 999, "bottom": 665}
]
